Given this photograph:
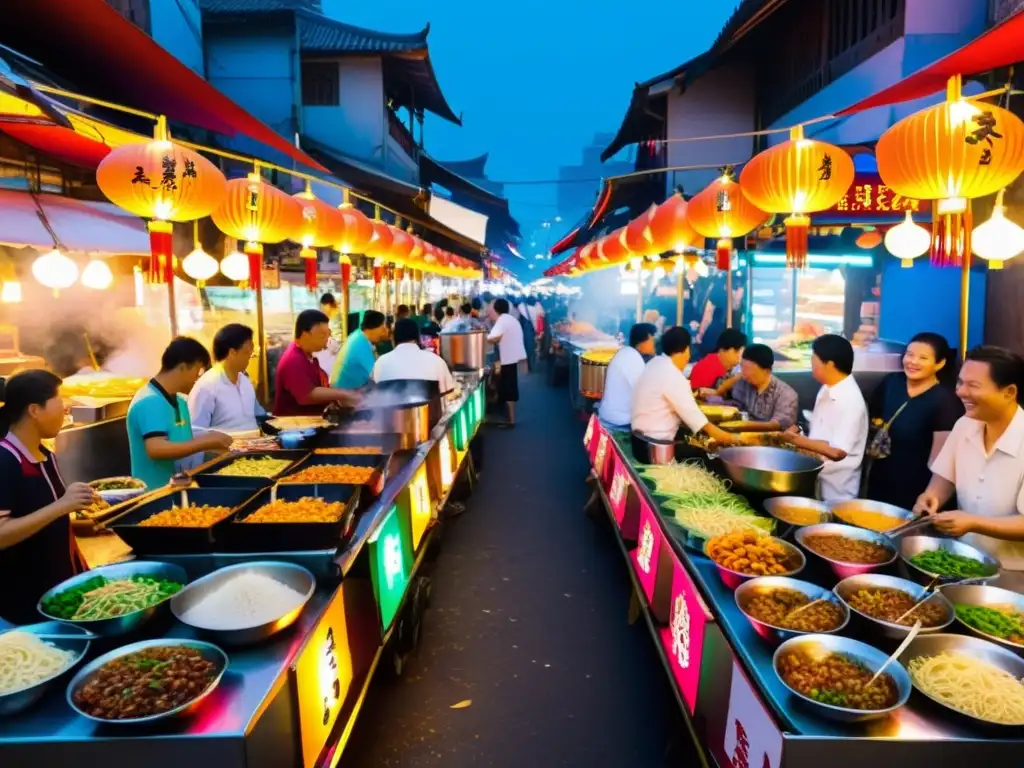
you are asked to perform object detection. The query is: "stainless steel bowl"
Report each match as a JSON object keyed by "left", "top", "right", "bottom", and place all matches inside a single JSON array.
[
  {"left": 38, "top": 561, "right": 189, "bottom": 637},
  {"left": 830, "top": 499, "right": 914, "bottom": 534},
  {"left": 705, "top": 535, "right": 806, "bottom": 590},
  {"left": 899, "top": 535, "right": 1000, "bottom": 586},
  {"left": 66, "top": 638, "right": 228, "bottom": 725},
  {"left": 773, "top": 633, "right": 912, "bottom": 723},
  {"left": 171, "top": 561, "right": 316, "bottom": 646},
  {"left": 795, "top": 523, "right": 898, "bottom": 580},
  {"left": 902, "top": 632, "right": 1024, "bottom": 726},
  {"left": 943, "top": 583, "right": 1024, "bottom": 655},
  {"left": 735, "top": 576, "right": 849, "bottom": 644},
  {"left": 716, "top": 446, "right": 823, "bottom": 496},
  {"left": 763, "top": 496, "right": 831, "bottom": 539},
  {"left": 834, "top": 573, "right": 955, "bottom": 640},
  {"left": 0, "top": 622, "right": 92, "bottom": 716}
]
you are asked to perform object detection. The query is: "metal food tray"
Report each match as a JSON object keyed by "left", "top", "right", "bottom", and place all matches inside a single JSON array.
[
  {"left": 278, "top": 452, "right": 389, "bottom": 497},
  {"left": 190, "top": 450, "right": 308, "bottom": 489},
  {"left": 312, "top": 429, "right": 404, "bottom": 455},
  {"left": 218, "top": 483, "right": 360, "bottom": 553},
  {"left": 110, "top": 487, "right": 260, "bottom": 555}
]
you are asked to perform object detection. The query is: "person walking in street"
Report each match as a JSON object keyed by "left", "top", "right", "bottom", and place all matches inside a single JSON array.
[{"left": 487, "top": 298, "right": 527, "bottom": 427}]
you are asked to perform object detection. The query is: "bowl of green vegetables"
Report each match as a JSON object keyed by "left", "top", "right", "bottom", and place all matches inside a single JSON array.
[
  {"left": 945, "top": 584, "right": 1024, "bottom": 656},
  {"left": 38, "top": 561, "right": 187, "bottom": 637},
  {"left": 899, "top": 535, "right": 999, "bottom": 587}
]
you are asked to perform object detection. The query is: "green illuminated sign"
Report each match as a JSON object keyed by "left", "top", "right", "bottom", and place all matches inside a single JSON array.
[
  {"left": 453, "top": 407, "right": 469, "bottom": 451},
  {"left": 368, "top": 505, "right": 412, "bottom": 632}
]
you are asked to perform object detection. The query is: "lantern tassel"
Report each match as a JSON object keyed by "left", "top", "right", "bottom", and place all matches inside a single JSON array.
[
  {"left": 783, "top": 214, "right": 810, "bottom": 269},
  {"left": 340, "top": 255, "right": 352, "bottom": 286},
  {"left": 715, "top": 238, "right": 732, "bottom": 271},
  {"left": 930, "top": 204, "right": 972, "bottom": 268},
  {"left": 147, "top": 220, "right": 173, "bottom": 285},
  {"left": 244, "top": 242, "right": 263, "bottom": 291},
  {"left": 300, "top": 247, "right": 317, "bottom": 291}
]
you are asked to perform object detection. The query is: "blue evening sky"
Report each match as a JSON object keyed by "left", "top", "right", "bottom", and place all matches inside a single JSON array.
[{"left": 324, "top": 0, "right": 736, "bottom": 247}]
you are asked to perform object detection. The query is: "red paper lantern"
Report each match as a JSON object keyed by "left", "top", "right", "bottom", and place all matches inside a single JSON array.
[
  {"left": 337, "top": 205, "right": 374, "bottom": 255},
  {"left": 292, "top": 187, "right": 345, "bottom": 291},
  {"left": 597, "top": 228, "right": 629, "bottom": 263},
  {"left": 365, "top": 219, "right": 394, "bottom": 260},
  {"left": 647, "top": 194, "right": 700, "bottom": 255},
  {"left": 624, "top": 204, "right": 656, "bottom": 256}
]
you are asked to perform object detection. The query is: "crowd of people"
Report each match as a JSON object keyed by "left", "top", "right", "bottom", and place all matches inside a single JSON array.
[{"left": 597, "top": 320, "right": 1024, "bottom": 590}]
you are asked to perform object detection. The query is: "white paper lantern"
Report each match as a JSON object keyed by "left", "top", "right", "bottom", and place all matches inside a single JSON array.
[
  {"left": 972, "top": 191, "right": 1024, "bottom": 270},
  {"left": 81, "top": 259, "right": 113, "bottom": 290},
  {"left": 884, "top": 211, "right": 930, "bottom": 268},
  {"left": 182, "top": 247, "right": 219, "bottom": 283},
  {"left": 32, "top": 249, "right": 78, "bottom": 292},
  {"left": 220, "top": 250, "right": 249, "bottom": 282}
]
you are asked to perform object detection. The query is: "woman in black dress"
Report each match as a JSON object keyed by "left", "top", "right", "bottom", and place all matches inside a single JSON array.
[
  {"left": 865, "top": 333, "right": 964, "bottom": 511},
  {"left": 0, "top": 370, "right": 97, "bottom": 625}
]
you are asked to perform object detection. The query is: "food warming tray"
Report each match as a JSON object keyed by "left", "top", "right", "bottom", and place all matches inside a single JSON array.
[
  {"left": 278, "top": 452, "right": 389, "bottom": 496},
  {"left": 110, "top": 487, "right": 259, "bottom": 555},
  {"left": 190, "top": 450, "right": 307, "bottom": 489},
  {"left": 218, "top": 484, "right": 361, "bottom": 553}
]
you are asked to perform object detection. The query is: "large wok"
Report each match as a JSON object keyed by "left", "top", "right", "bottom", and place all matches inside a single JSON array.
[{"left": 716, "top": 446, "right": 823, "bottom": 496}]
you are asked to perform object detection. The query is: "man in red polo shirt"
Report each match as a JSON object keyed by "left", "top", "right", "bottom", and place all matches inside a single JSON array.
[
  {"left": 689, "top": 328, "right": 747, "bottom": 396},
  {"left": 274, "top": 309, "right": 360, "bottom": 416}
]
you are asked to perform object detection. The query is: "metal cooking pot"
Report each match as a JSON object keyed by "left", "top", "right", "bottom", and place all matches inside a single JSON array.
[
  {"left": 716, "top": 446, "right": 823, "bottom": 496},
  {"left": 579, "top": 355, "right": 608, "bottom": 399},
  {"left": 352, "top": 398, "right": 432, "bottom": 450},
  {"left": 631, "top": 431, "right": 676, "bottom": 465},
  {"left": 440, "top": 330, "right": 486, "bottom": 371}
]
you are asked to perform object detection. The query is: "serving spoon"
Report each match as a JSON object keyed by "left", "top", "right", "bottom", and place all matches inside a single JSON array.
[
  {"left": 892, "top": 574, "right": 991, "bottom": 625},
  {"left": 866, "top": 620, "right": 921, "bottom": 690}
]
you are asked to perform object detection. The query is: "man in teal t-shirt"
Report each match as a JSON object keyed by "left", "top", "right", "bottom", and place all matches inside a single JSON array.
[
  {"left": 127, "top": 337, "right": 232, "bottom": 489},
  {"left": 331, "top": 310, "right": 389, "bottom": 389}
]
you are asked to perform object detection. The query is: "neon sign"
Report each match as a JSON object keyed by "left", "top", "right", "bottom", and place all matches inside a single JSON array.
[{"left": 369, "top": 505, "right": 412, "bottom": 632}]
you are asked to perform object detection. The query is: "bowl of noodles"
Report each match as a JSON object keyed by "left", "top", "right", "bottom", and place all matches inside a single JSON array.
[
  {"left": 0, "top": 622, "right": 92, "bottom": 716},
  {"left": 903, "top": 633, "right": 1024, "bottom": 726}
]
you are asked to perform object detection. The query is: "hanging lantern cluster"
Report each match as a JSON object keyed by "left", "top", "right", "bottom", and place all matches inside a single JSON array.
[
  {"left": 877, "top": 75, "right": 1024, "bottom": 266},
  {"left": 291, "top": 182, "right": 345, "bottom": 291},
  {"left": 687, "top": 168, "right": 768, "bottom": 269},
  {"left": 95, "top": 117, "right": 226, "bottom": 284},
  {"left": 740, "top": 125, "right": 854, "bottom": 268}
]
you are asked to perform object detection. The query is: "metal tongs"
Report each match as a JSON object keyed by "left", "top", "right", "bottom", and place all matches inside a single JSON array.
[{"left": 884, "top": 515, "right": 934, "bottom": 539}]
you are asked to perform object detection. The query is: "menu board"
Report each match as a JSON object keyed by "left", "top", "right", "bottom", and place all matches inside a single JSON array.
[
  {"left": 608, "top": 454, "right": 629, "bottom": 528},
  {"left": 658, "top": 553, "right": 709, "bottom": 713},
  {"left": 722, "top": 660, "right": 783, "bottom": 768},
  {"left": 368, "top": 504, "right": 412, "bottom": 633},
  {"left": 292, "top": 586, "right": 354, "bottom": 768},
  {"left": 408, "top": 464, "right": 432, "bottom": 552},
  {"left": 630, "top": 499, "right": 661, "bottom": 604}
]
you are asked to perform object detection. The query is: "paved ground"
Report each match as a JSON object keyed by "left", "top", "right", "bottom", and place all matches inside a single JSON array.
[{"left": 342, "top": 372, "right": 696, "bottom": 767}]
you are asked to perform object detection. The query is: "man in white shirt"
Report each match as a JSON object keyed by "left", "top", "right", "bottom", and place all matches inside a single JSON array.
[
  {"left": 373, "top": 319, "right": 455, "bottom": 394},
  {"left": 783, "top": 334, "right": 863, "bottom": 502},
  {"left": 913, "top": 346, "right": 1024, "bottom": 590},
  {"left": 598, "top": 323, "right": 656, "bottom": 429},
  {"left": 630, "top": 326, "right": 739, "bottom": 444},
  {"left": 188, "top": 323, "right": 265, "bottom": 434},
  {"left": 487, "top": 298, "right": 527, "bottom": 427}
]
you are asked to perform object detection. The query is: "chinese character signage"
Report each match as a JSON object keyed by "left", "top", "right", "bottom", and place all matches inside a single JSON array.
[
  {"left": 586, "top": 416, "right": 604, "bottom": 465},
  {"left": 292, "top": 586, "right": 354, "bottom": 768},
  {"left": 658, "top": 554, "right": 708, "bottom": 713},
  {"left": 630, "top": 499, "right": 661, "bottom": 603},
  {"left": 369, "top": 504, "right": 412, "bottom": 633},
  {"left": 825, "top": 173, "right": 928, "bottom": 218},
  {"left": 722, "top": 661, "right": 783, "bottom": 768},
  {"left": 583, "top": 413, "right": 596, "bottom": 450},
  {"left": 608, "top": 455, "right": 629, "bottom": 528},
  {"left": 408, "top": 465, "right": 432, "bottom": 552},
  {"left": 595, "top": 432, "right": 610, "bottom": 481}
]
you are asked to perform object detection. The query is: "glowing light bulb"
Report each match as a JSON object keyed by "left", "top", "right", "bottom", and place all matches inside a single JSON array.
[{"left": 81, "top": 259, "right": 113, "bottom": 290}]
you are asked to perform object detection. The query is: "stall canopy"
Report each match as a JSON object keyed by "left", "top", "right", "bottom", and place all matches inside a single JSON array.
[
  {"left": 0, "top": 189, "right": 149, "bottom": 255},
  {"left": 837, "top": 10, "right": 1024, "bottom": 114},
  {"left": 0, "top": 0, "right": 329, "bottom": 172}
]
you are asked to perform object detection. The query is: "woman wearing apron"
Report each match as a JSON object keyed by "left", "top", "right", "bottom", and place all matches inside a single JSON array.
[{"left": 0, "top": 370, "right": 98, "bottom": 624}]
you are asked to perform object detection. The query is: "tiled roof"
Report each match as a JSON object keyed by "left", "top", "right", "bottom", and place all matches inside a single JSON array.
[
  {"left": 434, "top": 154, "right": 489, "bottom": 179},
  {"left": 199, "top": 0, "right": 319, "bottom": 12},
  {"left": 296, "top": 10, "right": 428, "bottom": 53}
]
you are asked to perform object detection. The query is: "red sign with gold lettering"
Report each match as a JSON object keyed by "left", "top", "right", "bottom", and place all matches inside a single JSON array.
[{"left": 824, "top": 173, "right": 929, "bottom": 217}]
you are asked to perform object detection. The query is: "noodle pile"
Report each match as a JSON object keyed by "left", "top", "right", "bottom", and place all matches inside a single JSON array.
[
  {"left": 909, "top": 651, "right": 1024, "bottom": 725},
  {"left": 639, "top": 462, "right": 730, "bottom": 497},
  {"left": 180, "top": 572, "right": 308, "bottom": 630},
  {"left": 0, "top": 631, "right": 76, "bottom": 694}
]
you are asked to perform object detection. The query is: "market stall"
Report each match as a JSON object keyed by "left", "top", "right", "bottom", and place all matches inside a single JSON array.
[
  {"left": 0, "top": 374, "right": 487, "bottom": 768},
  {"left": 581, "top": 415, "right": 1024, "bottom": 768}
]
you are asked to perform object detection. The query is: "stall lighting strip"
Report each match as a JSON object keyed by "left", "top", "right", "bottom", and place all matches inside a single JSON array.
[{"left": 752, "top": 253, "right": 875, "bottom": 267}]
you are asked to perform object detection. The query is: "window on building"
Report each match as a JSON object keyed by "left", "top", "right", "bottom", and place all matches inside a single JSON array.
[{"left": 302, "top": 62, "right": 340, "bottom": 107}]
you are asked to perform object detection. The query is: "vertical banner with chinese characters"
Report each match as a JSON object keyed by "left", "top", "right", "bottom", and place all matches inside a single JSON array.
[
  {"left": 608, "top": 453, "right": 629, "bottom": 528},
  {"left": 657, "top": 553, "right": 709, "bottom": 713},
  {"left": 291, "top": 585, "right": 355, "bottom": 768},
  {"left": 718, "top": 660, "right": 783, "bottom": 768},
  {"left": 368, "top": 504, "right": 412, "bottom": 633},
  {"left": 630, "top": 498, "right": 662, "bottom": 604}
]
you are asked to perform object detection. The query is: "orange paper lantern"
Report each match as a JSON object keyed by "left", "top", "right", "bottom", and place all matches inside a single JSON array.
[
  {"left": 876, "top": 75, "right": 1024, "bottom": 266},
  {"left": 365, "top": 219, "right": 394, "bottom": 260},
  {"left": 739, "top": 126, "right": 854, "bottom": 267},
  {"left": 647, "top": 194, "right": 700, "bottom": 255},
  {"left": 336, "top": 205, "right": 374, "bottom": 255},
  {"left": 624, "top": 204, "right": 657, "bottom": 256},
  {"left": 597, "top": 227, "right": 630, "bottom": 263},
  {"left": 292, "top": 186, "right": 345, "bottom": 290},
  {"left": 687, "top": 173, "right": 768, "bottom": 270},
  {"left": 96, "top": 125, "right": 226, "bottom": 284},
  {"left": 389, "top": 227, "right": 416, "bottom": 265},
  {"left": 855, "top": 230, "right": 883, "bottom": 250},
  {"left": 211, "top": 172, "right": 303, "bottom": 289}
]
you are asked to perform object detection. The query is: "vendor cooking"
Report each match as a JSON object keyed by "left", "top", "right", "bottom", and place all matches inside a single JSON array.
[
  {"left": 0, "top": 370, "right": 99, "bottom": 624},
  {"left": 913, "top": 346, "right": 1024, "bottom": 591},
  {"left": 630, "top": 326, "right": 739, "bottom": 445},
  {"left": 596, "top": 322, "right": 657, "bottom": 431},
  {"left": 188, "top": 323, "right": 265, "bottom": 434},
  {"left": 275, "top": 309, "right": 361, "bottom": 417},
  {"left": 331, "top": 310, "right": 389, "bottom": 390},
  {"left": 373, "top": 318, "right": 455, "bottom": 394},
  {"left": 126, "top": 337, "right": 233, "bottom": 490},
  {"left": 726, "top": 344, "right": 799, "bottom": 431}
]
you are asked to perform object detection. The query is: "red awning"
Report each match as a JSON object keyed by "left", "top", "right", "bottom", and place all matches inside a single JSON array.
[
  {"left": 1, "top": 0, "right": 328, "bottom": 173},
  {"left": 0, "top": 121, "right": 112, "bottom": 167},
  {"left": 837, "top": 11, "right": 1024, "bottom": 115}
]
